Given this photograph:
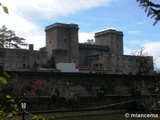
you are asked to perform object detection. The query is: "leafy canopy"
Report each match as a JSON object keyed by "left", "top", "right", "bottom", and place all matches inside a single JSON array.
[
  {"left": 0, "top": 25, "right": 28, "bottom": 49},
  {"left": 137, "top": 0, "right": 160, "bottom": 25},
  {"left": 0, "top": 3, "right": 8, "bottom": 14}
]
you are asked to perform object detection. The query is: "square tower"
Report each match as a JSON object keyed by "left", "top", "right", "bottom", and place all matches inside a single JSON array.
[
  {"left": 95, "top": 29, "right": 123, "bottom": 55},
  {"left": 45, "top": 23, "right": 79, "bottom": 65}
]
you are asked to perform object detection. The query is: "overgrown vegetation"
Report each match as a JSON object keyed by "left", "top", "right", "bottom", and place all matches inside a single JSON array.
[
  {"left": 0, "top": 66, "right": 19, "bottom": 120},
  {"left": 131, "top": 47, "right": 153, "bottom": 75},
  {"left": 0, "top": 66, "right": 55, "bottom": 120}
]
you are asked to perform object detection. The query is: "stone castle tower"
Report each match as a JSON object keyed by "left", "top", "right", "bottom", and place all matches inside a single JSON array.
[
  {"left": 0, "top": 22, "right": 153, "bottom": 75},
  {"left": 45, "top": 23, "right": 124, "bottom": 66},
  {"left": 45, "top": 23, "right": 79, "bottom": 65},
  {"left": 43, "top": 23, "right": 153, "bottom": 75},
  {"left": 95, "top": 29, "right": 123, "bottom": 55}
]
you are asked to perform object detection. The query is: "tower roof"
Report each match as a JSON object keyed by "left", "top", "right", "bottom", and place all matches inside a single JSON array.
[
  {"left": 45, "top": 23, "right": 79, "bottom": 31},
  {"left": 95, "top": 29, "right": 123, "bottom": 37}
]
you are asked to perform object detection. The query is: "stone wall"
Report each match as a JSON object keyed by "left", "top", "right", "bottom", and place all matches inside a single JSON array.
[
  {"left": 79, "top": 43, "right": 109, "bottom": 66},
  {"left": 0, "top": 45, "right": 47, "bottom": 70},
  {"left": 44, "top": 23, "right": 153, "bottom": 75},
  {"left": 95, "top": 29, "right": 123, "bottom": 55},
  {"left": 115, "top": 55, "right": 154, "bottom": 75},
  {"left": 45, "top": 26, "right": 58, "bottom": 61},
  {"left": 3, "top": 72, "right": 155, "bottom": 98}
]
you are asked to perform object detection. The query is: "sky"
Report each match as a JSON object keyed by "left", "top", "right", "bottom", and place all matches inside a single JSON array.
[{"left": 0, "top": 0, "right": 160, "bottom": 69}]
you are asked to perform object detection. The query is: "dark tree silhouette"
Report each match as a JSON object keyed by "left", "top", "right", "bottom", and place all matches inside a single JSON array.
[
  {"left": 50, "top": 55, "right": 55, "bottom": 68},
  {"left": 131, "top": 47, "right": 153, "bottom": 75},
  {"left": 0, "top": 25, "right": 28, "bottom": 49},
  {"left": 137, "top": 0, "right": 160, "bottom": 25}
]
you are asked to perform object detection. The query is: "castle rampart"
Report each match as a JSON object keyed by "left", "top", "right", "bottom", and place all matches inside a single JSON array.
[
  {"left": 95, "top": 29, "right": 123, "bottom": 37},
  {"left": 45, "top": 23, "right": 79, "bottom": 32},
  {"left": 0, "top": 22, "right": 154, "bottom": 75},
  {"left": 79, "top": 43, "right": 109, "bottom": 51}
]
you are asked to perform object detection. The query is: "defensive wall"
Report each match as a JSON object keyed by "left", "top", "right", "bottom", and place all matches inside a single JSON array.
[
  {"left": 4, "top": 71, "right": 155, "bottom": 97},
  {"left": 78, "top": 43, "right": 109, "bottom": 66},
  {"left": 79, "top": 43, "right": 109, "bottom": 51},
  {"left": 1, "top": 72, "right": 158, "bottom": 111},
  {"left": 0, "top": 45, "right": 47, "bottom": 71}
]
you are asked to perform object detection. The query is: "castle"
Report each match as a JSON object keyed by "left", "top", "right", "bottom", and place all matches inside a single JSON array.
[{"left": 0, "top": 23, "right": 154, "bottom": 75}]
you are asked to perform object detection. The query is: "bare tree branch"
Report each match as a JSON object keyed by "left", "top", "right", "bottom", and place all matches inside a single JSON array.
[{"left": 131, "top": 47, "right": 152, "bottom": 75}]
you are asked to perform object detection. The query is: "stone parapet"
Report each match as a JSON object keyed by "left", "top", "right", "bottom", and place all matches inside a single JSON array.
[
  {"left": 95, "top": 29, "right": 123, "bottom": 37},
  {"left": 45, "top": 23, "right": 79, "bottom": 31},
  {"left": 79, "top": 43, "right": 109, "bottom": 52}
]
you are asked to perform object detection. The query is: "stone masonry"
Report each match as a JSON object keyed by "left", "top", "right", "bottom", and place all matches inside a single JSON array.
[
  {"left": 0, "top": 22, "right": 154, "bottom": 75},
  {"left": 44, "top": 23, "right": 154, "bottom": 75}
]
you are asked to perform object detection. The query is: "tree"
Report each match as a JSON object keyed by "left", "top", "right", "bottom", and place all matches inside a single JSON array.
[
  {"left": 50, "top": 55, "right": 55, "bottom": 68},
  {"left": 137, "top": 0, "right": 160, "bottom": 25},
  {"left": 50, "top": 86, "right": 60, "bottom": 102},
  {"left": 0, "top": 66, "right": 19, "bottom": 119},
  {"left": 84, "top": 39, "right": 95, "bottom": 44},
  {"left": 0, "top": 25, "right": 28, "bottom": 49},
  {"left": 131, "top": 47, "right": 154, "bottom": 75},
  {"left": 32, "top": 60, "right": 39, "bottom": 71},
  {"left": 0, "top": 66, "right": 55, "bottom": 120},
  {"left": 0, "top": 3, "right": 8, "bottom": 14}
]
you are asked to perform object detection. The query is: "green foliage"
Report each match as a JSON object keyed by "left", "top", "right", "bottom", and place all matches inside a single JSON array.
[
  {"left": 32, "top": 115, "right": 55, "bottom": 120},
  {"left": 0, "top": 67, "right": 19, "bottom": 120},
  {"left": 33, "top": 60, "right": 38, "bottom": 68},
  {"left": 137, "top": 0, "right": 160, "bottom": 25},
  {"left": 0, "top": 66, "right": 9, "bottom": 91},
  {"left": 31, "top": 60, "right": 39, "bottom": 71},
  {"left": 0, "top": 67, "right": 56, "bottom": 120},
  {"left": 50, "top": 86, "right": 60, "bottom": 101},
  {"left": 50, "top": 55, "right": 55, "bottom": 68},
  {"left": 0, "top": 3, "right": 9, "bottom": 14},
  {"left": 2, "top": 6, "right": 9, "bottom": 14},
  {"left": 96, "top": 88, "right": 104, "bottom": 98},
  {"left": 0, "top": 25, "right": 28, "bottom": 49}
]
